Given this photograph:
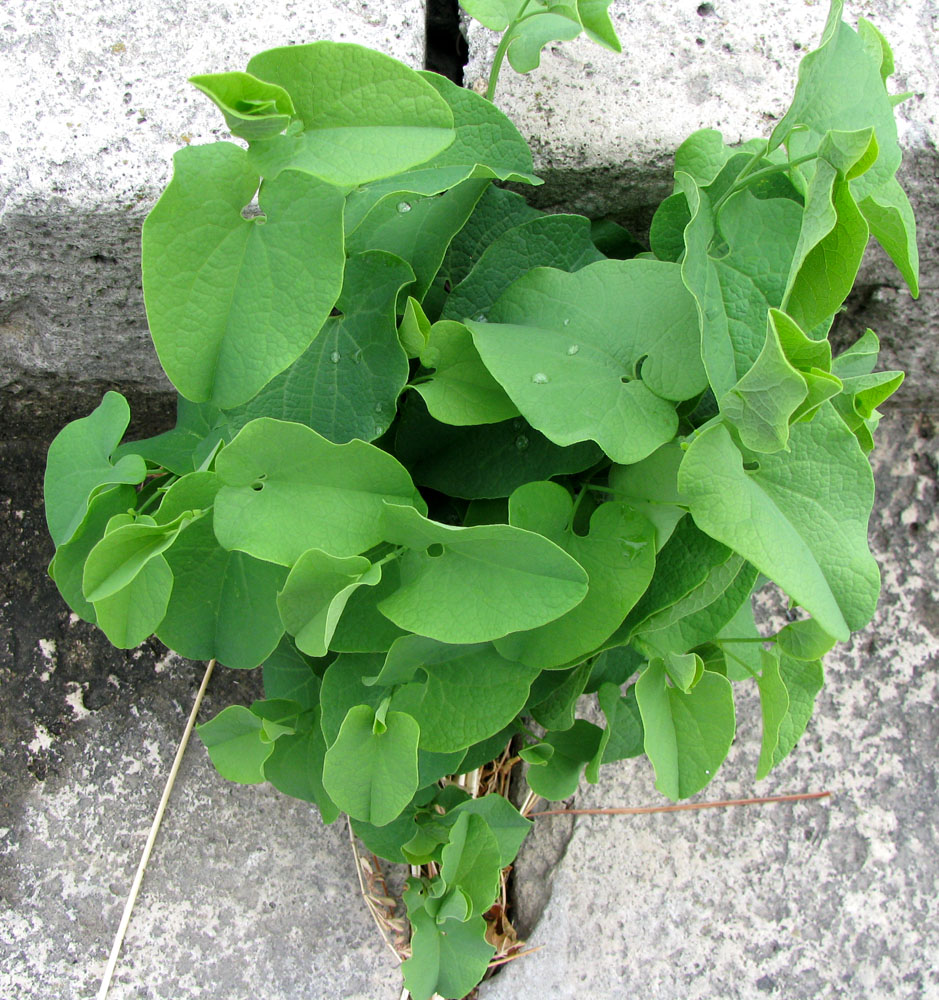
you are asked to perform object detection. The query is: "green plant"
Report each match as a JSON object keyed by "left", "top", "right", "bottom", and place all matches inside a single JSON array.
[{"left": 43, "top": 1, "right": 917, "bottom": 996}]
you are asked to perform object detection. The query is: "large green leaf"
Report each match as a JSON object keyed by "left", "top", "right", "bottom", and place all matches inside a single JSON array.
[
  {"left": 468, "top": 259, "right": 704, "bottom": 463},
  {"left": 635, "top": 659, "right": 736, "bottom": 801},
  {"left": 141, "top": 142, "right": 346, "bottom": 408},
  {"left": 378, "top": 502, "right": 588, "bottom": 643},
  {"left": 277, "top": 549, "right": 381, "bottom": 657},
  {"left": 44, "top": 392, "right": 147, "bottom": 547},
  {"left": 222, "top": 252, "right": 414, "bottom": 444},
  {"left": 441, "top": 214, "right": 604, "bottom": 324},
  {"left": 244, "top": 42, "right": 455, "bottom": 186},
  {"left": 496, "top": 481, "right": 656, "bottom": 668},
  {"left": 347, "top": 179, "right": 489, "bottom": 301},
  {"left": 93, "top": 555, "right": 174, "bottom": 649},
  {"left": 154, "top": 472, "right": 288, "bottom": 669},
  {"left": 394, "top": 396, "right": 601, "bottom": 499},
  {"left": 321, "top": 704, "right": 420, "bottom": 826},
  {"left": 769, "top": 0, "right": 901, "bottom": 201},
  {"left": 197, "top": 706, "right": 272, "bottom": 784},
  {"left": 214, "top": 418, "right": 425, "bottom": 565},
  {"left": 678, "top": 405, "right": 880, "bottom": 640}
]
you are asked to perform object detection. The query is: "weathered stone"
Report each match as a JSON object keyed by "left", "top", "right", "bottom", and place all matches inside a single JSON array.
[
  {"left": 465, "top": 0, "right": 939, "bottom": 408},
  {"left": 0, "top": 0, "right": 426, "bottom": 429},
  {"left": 481, "top": 414, "right": 939, "bottom": 1000}
]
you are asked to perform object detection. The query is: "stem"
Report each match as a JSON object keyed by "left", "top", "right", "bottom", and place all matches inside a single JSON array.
[
  {"left": 486, "top": 0, "right": 535, "bottom": 102},
  {"left": 374, "top": 547, "right": 404, "bottom": 569},
  {"left": 97, "top": 658, "right": 216, "bottom": 1000},
  {"left": 712, "top": 148, "right": 818, "bottom": 214},
  {"left": 136, "top": 474, "right": 178, "bottom": 516},
  {"left": 531, "top": 790, "right": 831, "bottom": 818}
]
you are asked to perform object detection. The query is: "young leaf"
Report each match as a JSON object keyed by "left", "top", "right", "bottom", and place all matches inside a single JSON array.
[
  {"left": 443, "top": 795, "right": 532, "bottom": 867},
  {"left": 635, "top": 659, "right": 736, "bottom": 801},
  {"left": 679, "top": 406, "right": 880, "bottom": 640},
  {"left": 857, "top": 176, "right": 919, "bottom": 295},
  {"left": 189, "top": 71, "right": 295, "bottom": 140},
  {"left": 319, "top": 654, "right": 387, "bottom": 746},
  {"left": 756, "top": 650, "right": 790, "bottom": 780},
  {"left": 775, "top": 618, "right": 837, "bottom": 660},
  {"left": 44, "top": 392, "right": 147, "bottom": 547},
  {"left": 276, "top": 549, "right": 382, "bottom": 658},
  {"left": 197, "top": 705, "right": 273, "bottom": 784},
  {"left": 321, "top": 704, "right": 420, "bottom": 826},
  {"left": 773, "top": 652, "right": 825, "bottom": 768},
  {"left": 459, "top": 0, "right": 521, "bottom": 31},
  {"left": 222, "top": 251, "right": 414, "bottom": 445},
  {"left": 399, "top": 296, "right": 433, "bottom": 358},
  {"left": 468, "top": 259, "right": 704, "bottom": 464},
  {"left": 141, "top": 142, "right": 346, "bottom": 408},
  {"left": 522, "top": 719, "right": 603, "bottom": 801},
  {"left": 414, "top": 320, "right": 520, "bottom": 426},
  {"left": 378, "top": 502, "right": 589, "bottom": 643},
  {"left": 498, "top": 480, "right": 656, "bottom": 668},
  {"left": 244, "top": 42, "right": 456, "bottom": 186},
  {"left": 440, "top": 812, "right": 502, "bottom": 917},
  {"left": 507, "top": 13, "right": 583, "bottom": 73},
  {"left": 214, "top": 418, "right": 425, "bottom": 565}
]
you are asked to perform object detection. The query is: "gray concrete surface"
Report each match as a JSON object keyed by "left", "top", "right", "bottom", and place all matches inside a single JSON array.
[
  {"left": 481, "top": 414, "right": 939, "bottom": 1000},
  {"left": 0, "top": 0, "right": 425, "bottom": 428},
  {"left": 466, "top": 0, "right": 939, "bottom": 409}
]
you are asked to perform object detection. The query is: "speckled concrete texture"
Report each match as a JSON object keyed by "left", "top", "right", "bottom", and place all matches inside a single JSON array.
[
  {"left": 481, "top": 414, "right": 939, "bottom": 1000},
  {"left": 465, "top": 0, "right": 939, "bottom": 408},
  {"left": 0, "top": 439, "right": 404, "bottom": 999},
  {"left": 0, "top": 0, "right": 425, "bottom": 426}
]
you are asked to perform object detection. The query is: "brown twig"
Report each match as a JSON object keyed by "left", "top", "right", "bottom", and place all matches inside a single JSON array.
[
  {"left": 530, "top": 790, "right": 831, "bottom": 818},
  {"left": 487, "top": 945, "right": 545, "bottom": 969},
  {"left": 347, "top": 817, "right": 405, "bottom": 963}
]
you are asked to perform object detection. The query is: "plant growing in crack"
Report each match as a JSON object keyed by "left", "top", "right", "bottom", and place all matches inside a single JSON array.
[{"left": 43, "top": 1, "right": 918, "bottom": 996}]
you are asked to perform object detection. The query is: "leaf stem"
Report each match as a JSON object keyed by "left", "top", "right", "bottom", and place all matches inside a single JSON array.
[
  {"left": 136, "top": 474, "right": 179, "bottom": 516},
  {"left": 486, "top": 0, "right": 535, "bottom": 102},
  {"left": 712, "top": 149, "right": 818, "bottom": 214}
]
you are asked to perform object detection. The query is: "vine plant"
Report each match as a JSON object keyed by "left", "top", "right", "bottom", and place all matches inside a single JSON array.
[{"left": 43, "top": 1, "right": 917, "bottom": 996}]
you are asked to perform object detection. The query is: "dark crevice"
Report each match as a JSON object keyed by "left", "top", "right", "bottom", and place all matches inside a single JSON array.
[{"left": 425, "top": 0, "right": 469, "bottom": 85}]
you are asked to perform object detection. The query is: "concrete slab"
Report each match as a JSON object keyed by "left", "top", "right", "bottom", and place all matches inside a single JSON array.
[
  {"left": 480, "top": 414, "right": 939, "bottom": 1000},
  {"left": 464, "top": 0, "right": 939, "bottom": 408},
  {"left": 0, "top": 440, "right": 403, "bottom": 999},
  {"left": 0, "top": 0, "right": 426, "bottom": 428}
]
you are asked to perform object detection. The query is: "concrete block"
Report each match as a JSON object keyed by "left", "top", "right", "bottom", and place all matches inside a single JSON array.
[
  {"left": 465, "top": 0, "right": 939, "bottom": 409},
  {"left": 0, "top": 0, "right": 426, "bottom": 428},
  {"left": 480, "top": 414, "right": 939, "bottom": 1000}
]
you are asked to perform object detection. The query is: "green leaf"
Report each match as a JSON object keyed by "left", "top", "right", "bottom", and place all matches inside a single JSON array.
[
  {"left": 441, "top": 214, "right": 604, "bottom": 324},
  {"left": 44, "top": 392, "right": 147, "bottom": 546},
  {"left": 189, "top": 71, "right": 295, "bottom": 140},
  {"left": 775, "top": 618, "right": 836, "bottom": 660},
  {"left": 663, "top": 651, "right": 704, "bottom": 694},
  {"left": 141, "top": 142, "right": 346, "bottom": 408},
  {"left": 399, "top": 296, "right": 432, "bottom": 358},
  {"left": 468, "top": 259, "right": 704, "bottom": 464},
  {"left": 197, "top": 706, "right": 272, "bottom": 784},
  {"left": 831, "top": 328, "right": 880, "bottom": 378},
  {"left": 214, "top": 418, "right": 424, "bottom": 565},
  {"left": 649, "top": 192, "right": 691, "bottom": 263},
  {"left": 319, "top": 654, "right": 386, "bottom": 746},
  {"left": 716, "top": 599, "right": 763, "bottom": 682},
  {"left": 378, "top": 502, "right": 589, "bottom": 643},
  {"left": 401, "top": 879, "right": 495, "bottom": 1000},
  {"left": 722, "top": 310, "right": 809, "bottom": 453},
  {"left": 773, "top": 651, "right": 825, "bottom": 767},
  {"left": 262, "top": 637, "right": 322, "bottom": 709},
  {"left": 444, "top": 794, "right": 532, "bottom": 867},
  {"left": 590, "top": 682, "right": 644, "bottom": 779},
  {"left": 507, "top": 12, "right": 582, "bottom": 73},
  {"left": 522, "top": 719, "right": 603, "bottom": 801},
  {"left": 857, "top": 177, "right": 919, "bottom": 295},
  {"left": 154, "top": 474, "right": 288, "bottom": 669},
  {"left": 328, "top": 560, "right": 408, "bottom": 652},
  {"left": 782, "top": 158, "right": 869, "bottom": 332},
  {"left": 526, "top": 662, "right": 592, "bottom": 732},
  {"left": 576, "top": 0, "right": 621, "bottom": 50},
  {"left": 635, "top": 660, "right": 735, "bottom": 801},
  {"left": 459, "top": 0, "right": 522, "bottom": 31},
  {"left": 440, "top": 812, "right": 502, "bottom": 917},
  {"left": 93, "top": 555, "right": 174, "bottom": 649},
  {"left": 82, "top": 511, "right": 194, "bottom": 603},
  {"left": 263, "top": 707, "right": 339, "bottom": 823},
  {"left": 222, "top": 251, "right": 414, "bottom": 445},
  {"left": 244, "top": 42, "right": 455, "bottom": 186},
  {"left": 674, "top": 128, "right": 736, "bottom": 188},
  {"left": 756, "top": 650, "right": 790, "bottom": 780},
  {"left": 322, "top": 704, "right": 420, "bottom": 826},
  {"left": 388, "top": 644, "right": 538, "bottom": 753},
  {"left": 678, "top": 407, "right": 880, "bottom": 640},
  {"left": 769, "top": 2, "right": 901, "bottom": 201},
  {"left": 48, "top": 485, "right": 137, "bottom": 623},
  {"left": 277, "top": 549, "right": 382, "bottom": 658},
  {"left": 440, "top": 185, "right": 542, "bottom": 290},
  {"left": 115, "top": 397, "right": 222, "bottom": 476},
  {"left": 609, "top": 441, "right": 687, "bottom": 549},
  {"left": 497, "top": 481, "right": 655, "bottom": 668},
  {"left": 394, "top": 396, "right": 601, "bottom": 499},
  {"left": 414, "top": 320, "right": 520, "bottom": 426}
]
